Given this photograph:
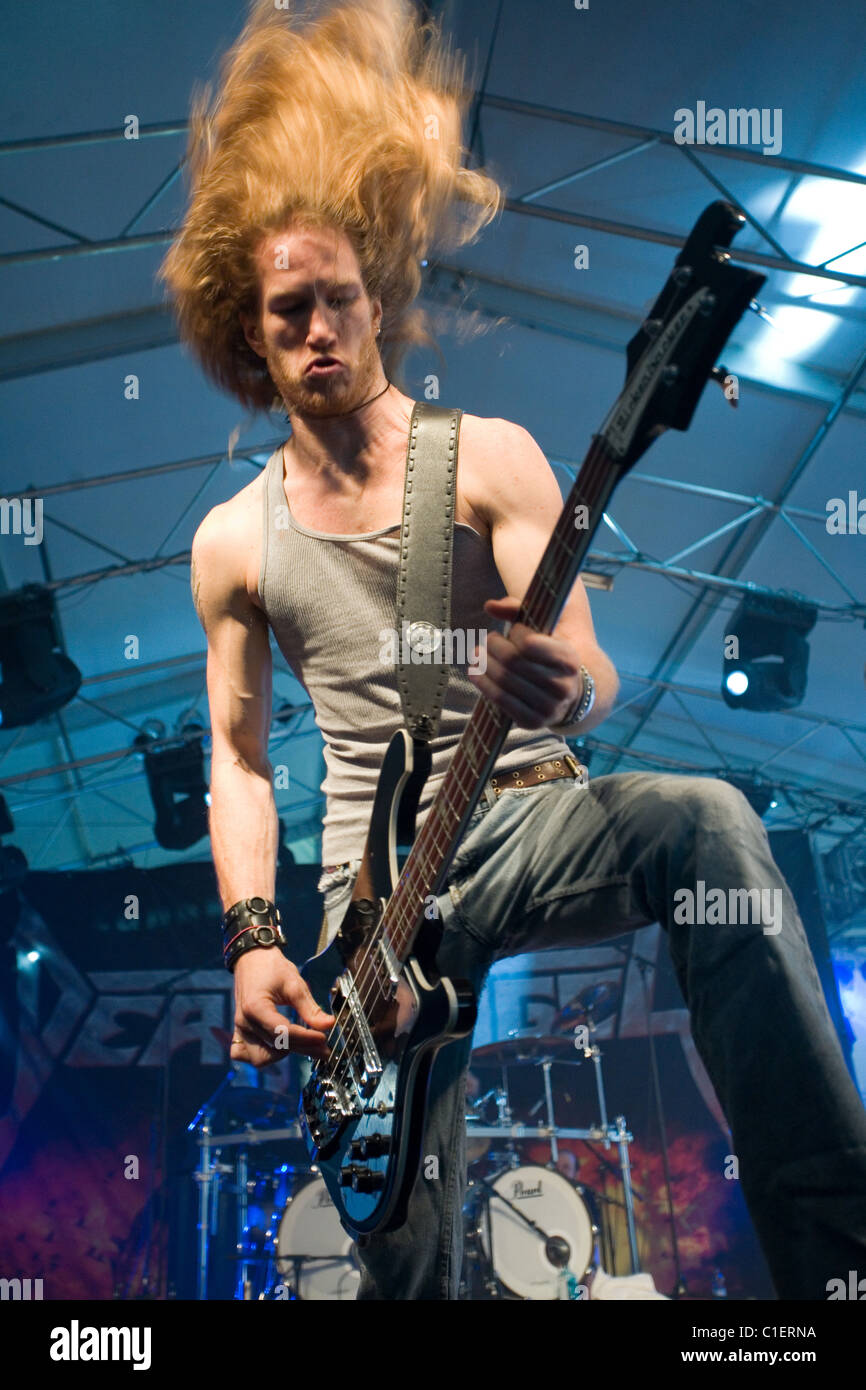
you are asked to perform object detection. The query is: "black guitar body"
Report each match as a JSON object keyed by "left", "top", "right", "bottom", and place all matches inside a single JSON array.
[{"left": 297, "top": 730, "right": 477, "bottom": 1236}]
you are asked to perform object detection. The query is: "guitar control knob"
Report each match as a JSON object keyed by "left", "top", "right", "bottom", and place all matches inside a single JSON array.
[
  {"left": 349, "top": 1134, "right": 392, "bottom": 1160},
  {"left": 351, "top": 1167, "right": 386, "bottom": 1194}
]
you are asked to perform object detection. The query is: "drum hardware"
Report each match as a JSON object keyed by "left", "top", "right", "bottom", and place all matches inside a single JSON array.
[
  {"left": 472, "top": 1033, "right": 585, "bottom": 1066},
  {"left": 233, "top": 1155, "right": 297, "bottom": 1300},
  {"left": 275, "top": 1176, "right": 360, "bottom": 1300},
  {"left": 466, "top": 1084, "right": 513, "bottom": 1165},
  {"left": 189, "top": 1054, "right": 308, "bottom": 1300},
  {"left": 469, "top": 996, "right": 642, "bottom": 1280},
  {"left": 551, "top": 981, "right": 620, "bottom": 1033},
  {"left": 632, "top": 949, "right": 686, "bottom": 1298},
  {"left": 471, "top": 1164, "right": 600, "bottom": 1300}
]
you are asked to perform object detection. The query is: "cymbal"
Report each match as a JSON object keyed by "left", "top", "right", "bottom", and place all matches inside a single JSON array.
[
  {"left": 551, "top": 981, "right": 620, "bottom": 1032},
  {"left": 472, "top": 1033, "right": 583, "bottom": 1066},
  {"left": 219, "top": 1087, "right": 293, "bottom": 1126}
]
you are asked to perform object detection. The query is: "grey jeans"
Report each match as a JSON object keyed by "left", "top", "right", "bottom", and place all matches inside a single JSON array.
[{"left": 318, "top": 771, "right": 866, "bottom": 1300}]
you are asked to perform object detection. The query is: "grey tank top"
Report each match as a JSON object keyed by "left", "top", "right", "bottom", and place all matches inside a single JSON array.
[{"left": 258, "top": 444, "right": 571, "bottom": 863}]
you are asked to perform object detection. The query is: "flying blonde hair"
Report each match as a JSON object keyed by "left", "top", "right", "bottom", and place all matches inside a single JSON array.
[{"left": 158, "top": 0, "right": 503, "bottom": 413}]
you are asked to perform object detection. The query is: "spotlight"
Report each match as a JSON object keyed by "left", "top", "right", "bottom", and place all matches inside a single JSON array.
[
  {"left": 135, "top": 724, "right": 210, "bottom": 851},
  {"left": 725, "top": 669, "right": 749, "bottom": 697},
  {"left": 0, "top": 586, "right": 82, "bottom": 728},
  {"left": 722, "top": 594, "right": 817, "bottom": 712},
  {"left": 25, "top": 950, "right": 40, "bottom": 964},
  {"left": 720, "top": 773, "right": 777, "bottom": 819}
]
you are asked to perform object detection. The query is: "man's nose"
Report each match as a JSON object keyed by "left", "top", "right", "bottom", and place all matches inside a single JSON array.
[{"left": 307, "top": 297, "right": 337, "bottom": 344}]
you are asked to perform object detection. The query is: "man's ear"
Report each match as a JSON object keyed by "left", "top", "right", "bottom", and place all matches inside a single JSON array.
[
  {"left": 240, "top": 310, "right": 267, "bottom": 359},
  {"left": 372, "top": 298, "right": 383, "bottom": 338}
]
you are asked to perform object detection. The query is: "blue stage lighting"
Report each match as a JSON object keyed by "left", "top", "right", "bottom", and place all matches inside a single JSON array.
[{"left": 725, "top": 670, "right": 749, "bottom": 696}]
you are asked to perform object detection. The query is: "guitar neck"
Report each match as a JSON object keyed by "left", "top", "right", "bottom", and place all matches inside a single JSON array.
[{"left": 383, "top": 433, "right": 623, "bottom": 962}]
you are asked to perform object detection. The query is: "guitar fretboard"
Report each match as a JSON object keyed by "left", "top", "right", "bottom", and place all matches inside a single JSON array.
[{"left": 377, "top": 433, "right": 622, "bottom": 968}]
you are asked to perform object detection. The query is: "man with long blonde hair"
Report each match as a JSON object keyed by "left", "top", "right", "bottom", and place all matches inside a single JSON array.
[{"left": 162, "top": 0, "right": 866, "bottom": 1299}]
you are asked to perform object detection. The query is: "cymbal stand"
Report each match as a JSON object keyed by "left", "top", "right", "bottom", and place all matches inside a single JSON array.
[
  {"left": 192, "top": 1113, "right": 233, "bottom": 1300},
  {"left": 614, "top": 1114, "right": 640, "bottom": 1274},
  {"left": 540, "top": 1058, "right": 559, "bottom": 1165},
  {"left": 579, "top": 1007, "right": 639, "bottom": 1272},
  {"left": 235, "top": 1147, "right": 252, "bottom": 1300}
]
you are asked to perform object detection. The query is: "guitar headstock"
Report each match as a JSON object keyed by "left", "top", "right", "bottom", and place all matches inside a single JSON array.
[{"left": 601, "top": 201, "right": 766, "bottom": 470}]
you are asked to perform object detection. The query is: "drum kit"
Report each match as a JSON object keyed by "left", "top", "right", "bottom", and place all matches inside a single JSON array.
[
  {"left": 191, "top": 985, "right": 646, "bottom": 1300},
  {"left": 190, "top": 1043, "right": 361, "bottom": 1301},
  {"left": 458, "top": 982, "right": 645, "bottom": 1299}
]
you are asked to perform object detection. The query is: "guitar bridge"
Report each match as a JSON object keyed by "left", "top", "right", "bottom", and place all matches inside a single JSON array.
[{"left": 335, "top": 969, "right": 383, "bottom": 1095}]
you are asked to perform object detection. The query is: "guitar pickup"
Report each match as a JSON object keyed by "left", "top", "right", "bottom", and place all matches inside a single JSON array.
[{"left": 337, "top": 970, "right": 383, "bottom": 1093}]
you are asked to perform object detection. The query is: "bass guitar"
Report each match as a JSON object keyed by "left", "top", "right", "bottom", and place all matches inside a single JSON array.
[{"left": 297, "top": 200, "right": 766, "bottom": 1235}]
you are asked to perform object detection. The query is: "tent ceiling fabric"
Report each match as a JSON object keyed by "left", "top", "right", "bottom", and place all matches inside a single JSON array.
[{"left": 1, "top": 0, "right": 864, "bottom": 881}]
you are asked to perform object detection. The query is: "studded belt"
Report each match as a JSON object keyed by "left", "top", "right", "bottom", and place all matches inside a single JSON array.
[
  {"left": 489, "top": 753, "right": 587, "bottom": 797},
  {"left": 322, "top": 754, "right": 587, "bottom": 873}
]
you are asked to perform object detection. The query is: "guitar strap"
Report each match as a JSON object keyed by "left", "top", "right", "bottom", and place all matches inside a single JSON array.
[
  {"left": 315, "top": 402, "right": 462, "bottom": 951},
  {"left": 395, "top": 401, "right": 463, "bottom": 744}
]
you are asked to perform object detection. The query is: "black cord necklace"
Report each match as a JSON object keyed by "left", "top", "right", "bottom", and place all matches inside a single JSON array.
[{"left": 288, "top": 377, "right": 392, "bottom": 422}]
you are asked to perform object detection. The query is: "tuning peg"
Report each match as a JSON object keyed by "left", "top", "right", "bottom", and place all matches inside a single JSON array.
[{"left": 710, "top": 365, "right": 738, "bottom": 409}]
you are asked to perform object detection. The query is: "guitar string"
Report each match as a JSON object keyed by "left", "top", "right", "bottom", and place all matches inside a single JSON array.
[
  {"left": 317, "top": 441, "right": 611, "bottom": 1108},
  {"left": 319, "top": 696, "right": 508, "bottom": 1100},
  {"left": 319, "top": 468, "right": 606, "bottom": 1111},
  {"left": 329, "top": 436, "right": 613, "bottom": 1065},
  {"left": 313, "top": 438, "right": 613, "bottom": 1112}
]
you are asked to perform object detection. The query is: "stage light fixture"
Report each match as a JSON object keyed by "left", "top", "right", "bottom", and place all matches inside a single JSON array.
[
  {"left": 720, "top": 773, "right": 777, "bottom": 819},
  {"left": 821, "top": 841, "right": 866, "bottom": 925},
  {"left": 721, "top": 593, "right": 817, "bottom": 712},
  {"left": 0, "top": 586, "right": 82, "bottom": 728},
  {"left": 135, "top": 723, "right": 210, "bottom": 851},
  {"left": 0, "top": 796, "right": 27, "bottom": 886}
]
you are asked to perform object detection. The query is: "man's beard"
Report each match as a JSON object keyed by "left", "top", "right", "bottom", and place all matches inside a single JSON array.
[{"left": 269, "top": 334, "right": 381, "bottom": 419}]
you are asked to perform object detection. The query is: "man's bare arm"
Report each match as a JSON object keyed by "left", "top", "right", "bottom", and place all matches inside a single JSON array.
[
  {"left": 466, "top": 418, "right": 620, "bottom": 732},
  {"left": 191, "top": 510, "right": 277, "bottom": 909},
  {"left": 192, "top": 505, "right": 333, "bottom": 1064}
]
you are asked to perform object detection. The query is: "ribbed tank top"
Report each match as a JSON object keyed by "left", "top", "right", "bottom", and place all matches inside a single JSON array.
[{"left": 258, "top": 444, "right": 571, "bottom": 863}]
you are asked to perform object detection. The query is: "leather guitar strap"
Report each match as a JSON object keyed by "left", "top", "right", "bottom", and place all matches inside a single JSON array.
[
  {"left": 315, "top": 401, "right": 462, "bottom": 949},
  {"left": 395, "top": 401, "right": 462, "bottom": 745}
]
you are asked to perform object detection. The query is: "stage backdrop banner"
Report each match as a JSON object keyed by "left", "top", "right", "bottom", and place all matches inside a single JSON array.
[{"left": 1, "top": 831, "right": 842, "bottom": 1300}]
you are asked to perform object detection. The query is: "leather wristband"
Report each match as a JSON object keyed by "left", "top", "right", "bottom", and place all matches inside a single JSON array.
[
  {"left": 557, "top": 664, "right": 596, "bottom": 727},
  {"left": 222, "top": 896, "right": 285, "bottom": 973}
]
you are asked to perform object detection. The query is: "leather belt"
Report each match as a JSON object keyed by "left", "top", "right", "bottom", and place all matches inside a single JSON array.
[
  {"left": 489, "top": 753, "right": 587, "bottom": 797},
  {"left": 322, "top": 754, "right": 587, "bottom": 872}
]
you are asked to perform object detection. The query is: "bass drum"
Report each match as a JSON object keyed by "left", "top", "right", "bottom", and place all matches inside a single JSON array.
[
  {"left": 479, "top": 1164, "right": 596, "bottom": 1300},
  {"left": 275, "top": 1175, "right": 360, "bottom": 1300}
]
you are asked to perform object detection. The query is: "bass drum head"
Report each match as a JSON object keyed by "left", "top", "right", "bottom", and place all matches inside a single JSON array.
[
  {"left": 480, "top": 1164, "right": 595, "bottom": 1300},
  {"left": 276, "top": 1175, "right": 360, "bottom": 1300}
]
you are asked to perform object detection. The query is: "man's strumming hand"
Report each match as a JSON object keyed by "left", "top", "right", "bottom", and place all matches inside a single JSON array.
[{"left": 231, "top": 947, "right": 334, "bottom": 1067}]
